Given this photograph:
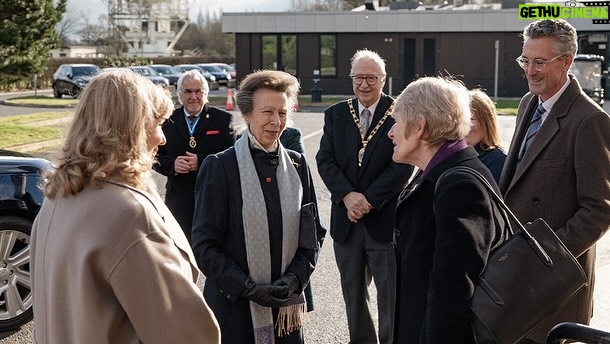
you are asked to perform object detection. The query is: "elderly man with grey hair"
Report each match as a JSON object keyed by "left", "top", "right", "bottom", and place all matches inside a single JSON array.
[
  {"left": 317, "top": 49, "right": 413, "bottom": 344},
  {"left": 154, "top": 69, "right": 235, "bottom": 243}
]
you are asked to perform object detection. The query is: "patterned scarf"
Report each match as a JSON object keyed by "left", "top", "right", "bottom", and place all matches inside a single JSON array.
[{"left": 235, "top": 132, "right": 306, "bottom": 343}]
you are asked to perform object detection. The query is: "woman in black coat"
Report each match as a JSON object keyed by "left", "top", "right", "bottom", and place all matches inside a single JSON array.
[
  {"left": 387, "top": 77, "right": 507, "bottom": 343},
  {"left": 191, "top": 70, "right": 326, "bottom": 344}
]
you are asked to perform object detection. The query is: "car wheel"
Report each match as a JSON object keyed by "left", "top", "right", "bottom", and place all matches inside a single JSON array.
[
  {"left": 0, "top": 216, "right": 33, "bottom": 332},
  {"left": 52, "top": 85, "right": 62, "bottom": 99},
  {"left": 71, "top": 86, "right": 81, "bottom": 99}
]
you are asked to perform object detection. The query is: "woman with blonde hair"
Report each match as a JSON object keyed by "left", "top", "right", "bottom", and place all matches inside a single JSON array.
[
  {"left": 466, "top": 89, "right": 507, "bottom": 183},
  {"left": 31, "top": 70, "right": 220, "bottom": 343},
  {"left": 388, "top": 76, "right": 507, "bottom": 343}
]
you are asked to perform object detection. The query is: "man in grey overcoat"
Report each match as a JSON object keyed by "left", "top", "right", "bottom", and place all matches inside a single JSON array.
[{"left": 500, "top": 19, "right": 610, "bottom": 343}]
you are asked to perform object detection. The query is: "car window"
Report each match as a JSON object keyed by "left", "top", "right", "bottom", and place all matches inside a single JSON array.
[
  {"left": 152, "top": 66, "right": 174, "bottom": 74},
  {"left": 205, "top": 65, "right": 224, "bottom": 72},
  {"left": 146, "top": 67, "right": 159, "bottom": 76},
  {"left": 0, "top": 173, "right": 43, "bottom": 205},
  {"left": 72, "top": 66, "right": 101, "bottom": 76}
]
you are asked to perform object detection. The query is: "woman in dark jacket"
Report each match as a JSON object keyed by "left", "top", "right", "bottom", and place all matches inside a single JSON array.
[
  {"left": 191, "top": 70, "right": 326, "bottom": 344},
  {"left": 388, "top": 77, "right": 507, "bottom": 343},
  {"left": 466, "top": 89, "right": 507, "bottom": 183}
]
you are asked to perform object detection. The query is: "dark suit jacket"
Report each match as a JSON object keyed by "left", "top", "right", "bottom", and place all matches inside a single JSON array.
[
  {"left": 394, "top": 147, "right": 507, "bottom": 343},
  {"left": 316, "top": 94, "right": 413, "bottom": 243},
  {"left": 154, "top": 104, "right": 234, "bottom": 238},
  {"left": 499, "top": 77, "right": 610, "bottom": 341},
  {"left": 191, "top": 147, "right": 326, "bottom": 344},
  {"left": 280, "top": 127, "right": 305, "bottom": 153}
]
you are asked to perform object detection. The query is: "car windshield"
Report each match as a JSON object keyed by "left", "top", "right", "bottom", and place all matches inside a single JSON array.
[
  {"left": 216, "top": 64, "right": 234, "bottom": 71},
  {"left": 202, "top": 65, "right": 223, "bottom": 73},
  {"left": 131, "top": 67, "right": 153, "bottom": 76},
  {"left": 152, "top": 66, "right": 176, "bottom": 74},
  {"left": 72, "top": 66, "right": 100, "bottom": 76}
]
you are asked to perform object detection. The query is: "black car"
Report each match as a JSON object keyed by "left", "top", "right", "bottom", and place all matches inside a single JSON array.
[
  {"left": 148, "top": 64, "right": 181, "bottom": 86},
  {"left": 197, "top": 63, "right": 235, "bottom": 87},
  {"left": 52, "top": 64, "right": 101, "bottom": 99},
  {"left": 0, "top": 150, "right": 48, "bottom": 332}
]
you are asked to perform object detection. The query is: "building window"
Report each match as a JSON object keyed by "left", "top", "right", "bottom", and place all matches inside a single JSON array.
[
  {"left": 320, "top": 34, "right": 336, "bottom": 76},
  {"left": 424, "top": 38, "right": 436, "bottom": 76},
  {"left": 262, "top": 35, "right": 278, "bottom": 70},
  {"left": 262, "top": 35, "right": 297, "bottom": 75},
  {"left": 282, "top": 35, "right": 296, "bottom": 75}
]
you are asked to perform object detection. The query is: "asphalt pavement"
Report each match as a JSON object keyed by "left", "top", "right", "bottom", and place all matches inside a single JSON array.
[{"left": 0, "top": 95, "right": 608, "bottom": 343}]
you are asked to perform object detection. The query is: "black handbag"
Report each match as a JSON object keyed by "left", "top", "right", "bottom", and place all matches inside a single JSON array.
[{"left": 438, "top": 166, "right": 588, "bottom": 344}]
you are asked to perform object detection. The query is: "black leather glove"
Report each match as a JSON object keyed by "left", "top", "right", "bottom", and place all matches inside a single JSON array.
[
  {"left": 271, "top": 272, "right": 300, "bottom": 298},
  {"left": 241, "top": 278, "right": 292, "bottom": 308}
]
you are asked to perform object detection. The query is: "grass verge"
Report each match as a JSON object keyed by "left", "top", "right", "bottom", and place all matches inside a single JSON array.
[
  {"left": 0, "top": 112, "right": 71, "bottom": 148},
  {"left": 4, "top": 96, "right": 79, "bottom": 107}
]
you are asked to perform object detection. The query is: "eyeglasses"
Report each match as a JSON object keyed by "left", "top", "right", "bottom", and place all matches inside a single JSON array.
[
  {"left": 515, "top": 54, "right": 564, "bottom": 72},
  {"left": 181, "top": 88, "right": 206, "bottom": 96},
  {"left": 350, "top": 75, "right": 382, "bottom": 85}
]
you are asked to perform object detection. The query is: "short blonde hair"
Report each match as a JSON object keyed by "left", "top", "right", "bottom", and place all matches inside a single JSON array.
[
  {"left": 393, "top": 76, "right": 471, "bottom": 144},
  {"left": 43, "top": 70, "right": 173, "bottom": 198},
  {"left": 469, "top": 89, "right": 503, "bottom": 150}
]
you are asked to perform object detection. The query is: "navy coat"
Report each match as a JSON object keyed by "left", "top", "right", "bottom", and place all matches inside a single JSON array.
[{"left": 191, "top": 146, "right": 326, "bottom": 344}]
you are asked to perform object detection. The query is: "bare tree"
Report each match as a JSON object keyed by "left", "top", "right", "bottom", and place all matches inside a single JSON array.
[
  {"left": 56, "top": 5, "right": 85, "bottom": 45},
  {"left": 79, "top": 16, "right": 110, "bottom": 46}
]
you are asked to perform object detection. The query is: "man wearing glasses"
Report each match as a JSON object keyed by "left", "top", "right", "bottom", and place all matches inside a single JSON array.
[
  {"left": 316, "top": 49, "right": 413, "bottom": 344},
  {"left": 155, "top": 69, "right": 234, "bottom": 243},
  {"left": 500, "top": 19, "right": 610, "bottom": 343}
]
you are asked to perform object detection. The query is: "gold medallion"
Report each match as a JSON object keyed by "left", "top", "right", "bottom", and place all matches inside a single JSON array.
[
  {"left": 189, "top": 136, "right": 197, "bottom": 148},
  {"left": 358, "top": 147, "right": 365, "bottom": 166}
]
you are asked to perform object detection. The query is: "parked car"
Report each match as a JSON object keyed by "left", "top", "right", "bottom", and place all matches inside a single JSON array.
[
  {"left": 127, "top": 66, "right": 170, "bottom": 88},
  {"left": 52, "top": 64, "right": 101, "bottom": 99},
  {"left": 210, "top": 62, "right": 236, "bottom": 79},
  {"left": 148, "top": 64, "right": 181, "bottom": 86},
  {"left": 0, "top": 150, "right": 49, "bottom": 332},
  {"left": 569, "top": 54, "right": 605, "bottom": 105},
  {"left": 197, "top": 63, "right": 235, "bottom": 87},
  {"left": 173, "top": 64, "right": 220, "bottom": 90}
]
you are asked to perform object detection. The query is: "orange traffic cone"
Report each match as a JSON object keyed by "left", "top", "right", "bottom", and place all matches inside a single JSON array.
[{"left": 226, "top": 88, "right": 235, "bottom": 111}]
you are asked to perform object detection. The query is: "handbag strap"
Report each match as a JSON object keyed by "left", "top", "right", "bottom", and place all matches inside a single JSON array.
[{"left": 437, "top": 166, "right": 553, "bottom": 266}]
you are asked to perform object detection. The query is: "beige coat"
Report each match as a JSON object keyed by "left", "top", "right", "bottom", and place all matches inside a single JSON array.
[
  {"left": 31, "top": 178, "right": 220, "bottom": 344},
  {"left": 500, "top": 77, "right": 610, "bottom": 342}
]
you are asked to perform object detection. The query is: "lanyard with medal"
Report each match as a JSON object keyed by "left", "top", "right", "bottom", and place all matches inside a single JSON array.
[
  {"left": 348, "top": 98, "right": 393, "bottom": 166},
  {"left": 186, "top": 115, "right": 200, "bottom": 148}
]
